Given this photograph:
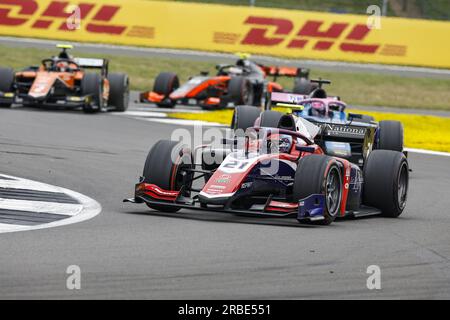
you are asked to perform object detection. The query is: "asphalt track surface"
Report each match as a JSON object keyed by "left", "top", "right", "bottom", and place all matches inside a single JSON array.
[{"left": 1, "top": 101, "right": 450, "bottom": 299}]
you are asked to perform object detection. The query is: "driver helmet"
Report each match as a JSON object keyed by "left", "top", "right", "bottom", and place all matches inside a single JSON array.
[
  {"left": 55, "top": 60, "right": 69, "bottom": 72},
  {"left": 236, "top": 59, "right": 250, "bottom": 68},
  {"left": 309, "top": 101, "right": 328, "bottom": 118},
  {"left": 267, "top": 133, "right": 293, "bottom": 154},
  {"left": 278, "top": 134, "right": 293, "bottom": 153}
]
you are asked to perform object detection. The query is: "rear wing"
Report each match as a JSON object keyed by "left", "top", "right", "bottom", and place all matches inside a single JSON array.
[
  {"left": 268, "top": 91, "right": 346, "bottom": 112},
  {"left": 74, "top": 58, "right": 109, "bottom": 76},
  {"left": 267, "top": 92, "right": 308, "bottom": 111},
  {"left": 260, "top": 66, "right": 310, "bottom": 79}
]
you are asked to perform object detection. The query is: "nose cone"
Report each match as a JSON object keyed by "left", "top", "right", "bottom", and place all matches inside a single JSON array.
[{"left": 29, "top": 72, "right": 56, "bottom": 98}]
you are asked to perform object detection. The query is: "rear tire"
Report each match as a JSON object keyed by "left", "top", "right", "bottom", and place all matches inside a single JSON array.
[
  {"left": 231, "top": 105, "right": 261, "bottom": 131},
  {"left": 108, "top": 73, "right": 129, "bottom": 112},
  {"left": 293, "top": 78, "right": 317, "bottom": 95},
  {"left": 363, "top": 150, "right": 408, "bottom": 217},
  {"left": 81, "top": 72, "right": 103, "bottom": 113},
  {"left": 143, "top": 140, "right": 193, "bottom": 212},
  {"left": 259, "top": 110, "right": 283, "bottom": 128},
  {"left": 376, "top": 120, "right": 403, "bottom": 152},
  {"left": 0, "top": 67, "right": 15, "bottom": 108},
  {"left": 228, "top": 76, "right": 253, "bottom": 105},
  {"left": 293, "top": 155, "right": 343, "bottom": 225},
  {"left": 153, "top": 72, "right": 179, "bottom": 108}
]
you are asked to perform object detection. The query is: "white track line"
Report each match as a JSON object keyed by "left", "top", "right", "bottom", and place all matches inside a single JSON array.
[
  {"left": 115, "top": 111, "right": 168, "bottom": 118},
  {"left": 0, "top": 199, "right": 82, "bottom": 216},
  {"left": 141, "top": 118, "right": 225, "bottom": 127},
  {"left": 405, "top": 148, "right": 450, "bottom": 157},
  {"left": 0, "top": 174, "right": 101, "bottom": 234},
  {"left": 0, "top": 179, "right": 66, "bottom": 192}
]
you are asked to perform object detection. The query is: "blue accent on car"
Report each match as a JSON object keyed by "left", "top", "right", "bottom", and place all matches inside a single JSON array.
[
  {"left": 292, "top": 103, "right": 347, "bottom": 124},
  {"left": 297, "top": 194, "right": 325, "bottom": 220}
]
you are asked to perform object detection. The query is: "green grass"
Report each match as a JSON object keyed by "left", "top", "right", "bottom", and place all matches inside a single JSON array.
[{"left": 1, "top": 44, "right": 449, "bottom": 110}]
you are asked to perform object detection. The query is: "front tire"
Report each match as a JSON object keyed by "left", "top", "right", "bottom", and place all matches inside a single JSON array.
[
  {"left": 363, "top": 150, "right": 408, "bottom": 217},
  {"left": 143, "top": 140, "right": 193, "bottom": 212},
  {"left": 153, "top": 72, "right": 179, "bottom": 108},
  {"left": 81, "top": 72, "right": 103, "bottom": 113},
  {"left": 108, "top": 73, "right": 129, "bottom": 112},
  {"left": 0, "top": 67, "right": 15, "bottom": 108},
  {"left": 293, "top": 155, "right": 343, "bottom": 225}
]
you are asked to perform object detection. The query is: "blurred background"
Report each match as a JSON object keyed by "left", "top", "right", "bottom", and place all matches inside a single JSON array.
[{"left": 169, "top": 0, "right": 450, "bottom": 20}]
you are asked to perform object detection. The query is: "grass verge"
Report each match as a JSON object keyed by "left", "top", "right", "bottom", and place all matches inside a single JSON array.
[
  {"left": 0, "top": 44, "right": 449, "bottom": 111},
  {"left": 169, "top": 109, "right": 450, "bottom": 153}
]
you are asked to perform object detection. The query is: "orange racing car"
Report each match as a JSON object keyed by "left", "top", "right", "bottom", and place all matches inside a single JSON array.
[{"left": 0, "top": 44, "right": 129, "bottom": 113}]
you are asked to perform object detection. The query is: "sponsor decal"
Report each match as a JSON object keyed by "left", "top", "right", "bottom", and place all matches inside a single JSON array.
[
  {"left": 0, "top": 0, "right": 154, "bottom": 39},
  {"left": 215, "top": 174, "right": 231, "bottom": 184},
  {"left": 209, "top": 185, "right": 226, "bottom": 190},
  {"left": 240, "top": 16, "right": 383, "bottom": 55},
  {"left": 0, "top": 1, "right": 447, "bottom": 68},
  {"left": 0, "top": 0, "right": 126, "bottom": 34},
  {"left": 325, "top": 124, "right": 366, "bottom": 136}
]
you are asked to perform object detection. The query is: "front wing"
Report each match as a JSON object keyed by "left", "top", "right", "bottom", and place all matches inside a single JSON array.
[{"left": 124, "top": 182, "right": 328, "bottom": 222}]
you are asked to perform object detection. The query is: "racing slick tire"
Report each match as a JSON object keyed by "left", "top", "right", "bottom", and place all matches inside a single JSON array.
[
  {"left": 293, "top": 78, "right": 317, "bottom": 95},
  {"left": 376, "top": 120, "right": 404, "bottom": 152},
  {"left": 363, "top": 150, "right": 408, "bottom": 218},
  {"left": 108, "top": 73, "right": 129, "bottom": 112},
  {"left": 231, "top": 105, "right": 261, "bottom": 132},
  {"left": 293, "top": 155, "right": 343, "bottom": 225},
  {"left": 228, "top": 76, "right": 254, "bottom": 106},
  {"left": 81, "top": 72, "right": 103, "bottom": 113},
  {"left": 0, "top": 67, "right": 15, "bottom": 108},
  {"left": 153, "top": 72, "right": 179, "bottom": 108},
  {"left": 143, "top": 140, "right": 193, "bottom": 212},
  {"left": 259, "top": 110, "right": 284, "bottom": 128}
]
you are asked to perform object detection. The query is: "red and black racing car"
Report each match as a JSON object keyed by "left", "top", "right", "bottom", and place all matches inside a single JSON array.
[
  {"left": 139, "top": 54, "right": 312, "bottom": 110},
  {"left": 125, "top": 96, "right": 409, "bottom": 225}
]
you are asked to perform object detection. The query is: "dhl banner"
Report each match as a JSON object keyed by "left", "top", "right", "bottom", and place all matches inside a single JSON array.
[{"left": 1, "top": 0, "right": 449, "bottom": 68}]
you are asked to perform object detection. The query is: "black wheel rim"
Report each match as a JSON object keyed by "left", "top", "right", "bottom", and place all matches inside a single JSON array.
[
  {"left": 325, "top": 167, "right": 342, "bottom": 216},
  {"left": 397, "top": 162, "right": 408, "bottom": 210}
]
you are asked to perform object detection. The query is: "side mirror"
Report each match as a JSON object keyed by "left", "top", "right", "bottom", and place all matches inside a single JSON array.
[
  {"left": 348, "top": 113, "right": 363, "bottom": 120},
  {"left": 295, "top": 145, "right": 315, "bottom": 153}
]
